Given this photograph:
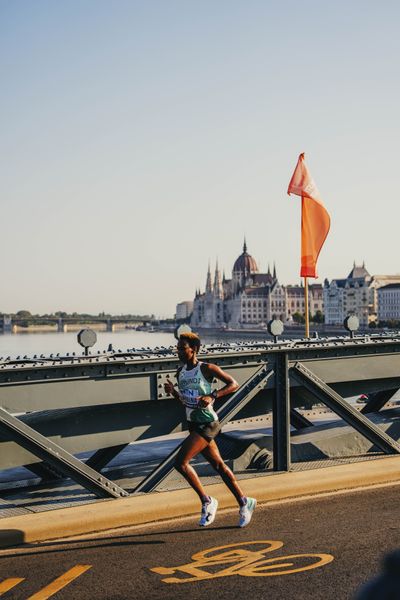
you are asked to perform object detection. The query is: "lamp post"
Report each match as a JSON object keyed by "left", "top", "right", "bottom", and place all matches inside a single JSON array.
[
  {"left": 344, "top": 315, "right": 360, "bottom": 339},
  {"left": 267, "top": 319, "right": 284, "bottom": 344},
  {"left": 77, "top": 329, "right": 97, "bottom": 356}
]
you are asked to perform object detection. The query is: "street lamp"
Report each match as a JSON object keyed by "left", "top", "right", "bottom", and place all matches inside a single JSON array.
[
  {"left": 77, "top": 329, "right": 97, "bottom": 356},
  {"left": 344, "top": 315, "right": 360, "bottom": 339},
  {"left": 267, "top": 319, "right": 284, "bottom": 343}
]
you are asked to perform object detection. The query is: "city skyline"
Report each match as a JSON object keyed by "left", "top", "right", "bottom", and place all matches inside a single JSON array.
[
  {"left": 2, "top": 251, "right": 392, "bottom": 319},
  {"left": 189, "top": 249, "right": 380, "bottom": 296},
  {"left": 1, "top": 1, "right": 400, "bottom": 317}
]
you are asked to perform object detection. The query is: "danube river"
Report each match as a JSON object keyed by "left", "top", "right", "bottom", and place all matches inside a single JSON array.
[
  {"left": 0, "top": 326, "right": 353, "bottom": 359},
  {"left": 0, "top": 329, "right": 288, "bottom": 358},
  {"left": 0, "top": 329, "right": 267, "bottom": 359},
  {"left": 0, "top": 330, "right": 178, "bottom": 359}
]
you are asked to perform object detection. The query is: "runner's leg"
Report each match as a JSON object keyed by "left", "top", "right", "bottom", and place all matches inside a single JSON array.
[
  {"left": 201, "top": 440, "right": 245, "bottom": 504},
  {"left": 175, "top": 431, "right": 210, "bottom": 502}
]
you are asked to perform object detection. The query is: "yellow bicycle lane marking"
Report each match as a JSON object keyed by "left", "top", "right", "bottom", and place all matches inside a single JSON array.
[
  {"left": 0, "top": 565, "right": 91, "bottom": 599},
  {"left": 151, "top": 541, "right": 334, "bottom": 584},
  {"left": 27, "top": 565, "right": 92, "bottom": 600},
  {"left": 0, "top": 578, "right": 25, "bottom": 595}
]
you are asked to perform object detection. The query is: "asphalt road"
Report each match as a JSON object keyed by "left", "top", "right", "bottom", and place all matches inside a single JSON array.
[{"left": 0, "top": 484, "right": 399, "bottom": 600}]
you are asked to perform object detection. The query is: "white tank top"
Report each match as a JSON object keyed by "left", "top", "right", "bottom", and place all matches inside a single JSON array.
[{"left": 178, "top": 362, "right": 219, "bottom": 423}]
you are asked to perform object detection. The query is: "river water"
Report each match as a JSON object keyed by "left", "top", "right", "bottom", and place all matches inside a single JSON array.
[
  {"left": 0, "top": 328, "right": 283, "bottom": 359},
  {"left": 0, "top": 327, "right": 361, "bottom": 360},
  {"left": 0, "top": 330, "right": 178, "bottom": 359}
]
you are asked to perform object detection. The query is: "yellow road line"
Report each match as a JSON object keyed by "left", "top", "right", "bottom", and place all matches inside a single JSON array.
[
  {"left": 0, "top": 578, "right": 24, "bottom": 595},
  {"left": 27, "top": 565, "right": 92, "bottom": 600}
]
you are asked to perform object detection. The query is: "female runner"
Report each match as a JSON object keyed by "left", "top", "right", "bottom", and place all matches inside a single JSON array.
[{"left": 164, "top": 331, "right": 256, "bottom": 527}]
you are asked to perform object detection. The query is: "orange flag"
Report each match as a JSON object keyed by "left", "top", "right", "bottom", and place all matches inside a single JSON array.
[{"left": 287, "top": 153, "right": 330, "bottom": 278}]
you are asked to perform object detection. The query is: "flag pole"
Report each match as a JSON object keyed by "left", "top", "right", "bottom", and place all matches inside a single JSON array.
[
  {"left": 288, "top": 153, "right": 330, "bottom": 339},
  {"left": 304, "top": 277, "right": 310, "bottom": 338}
]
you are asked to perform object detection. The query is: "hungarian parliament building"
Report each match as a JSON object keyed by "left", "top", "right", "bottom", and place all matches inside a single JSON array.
[
  {"left": 176, "top": 240, "right": 400, "bottom": 329},
  {"left": 189, "top": 241, "right": 323, "bottom": 329}
]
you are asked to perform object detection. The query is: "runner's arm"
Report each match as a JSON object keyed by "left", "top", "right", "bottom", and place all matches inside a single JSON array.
[{"left": 198, "top": 363, "right": 238, "bottom": 405}]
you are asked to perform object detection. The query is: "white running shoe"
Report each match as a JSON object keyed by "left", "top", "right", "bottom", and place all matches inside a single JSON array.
[
  {"left": 239, "top": 497, "right": 257, "bottom": 527},
  {"left": 199, "top": 497, "right": 218, "bottom": 527}
]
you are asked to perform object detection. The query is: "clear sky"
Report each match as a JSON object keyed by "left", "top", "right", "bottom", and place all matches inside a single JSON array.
[{"left": 1, "top": 0, "right": 399, "bottom": 316}]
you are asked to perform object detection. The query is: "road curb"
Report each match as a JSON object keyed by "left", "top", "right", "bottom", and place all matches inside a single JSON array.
[{"left": 1, "top": 456, "right": 400, "bottom": 548}]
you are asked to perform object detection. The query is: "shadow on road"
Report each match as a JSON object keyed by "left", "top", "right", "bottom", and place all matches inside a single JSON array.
[
  {"left": 0, "top": 524, "right": 238, "bottom": 558},
  {"left": 0, "top": 538, "right": 164, "bottom": 559}
]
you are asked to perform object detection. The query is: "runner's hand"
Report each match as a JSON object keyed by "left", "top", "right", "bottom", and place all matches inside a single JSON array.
[
  {"left": 164, "top": 379, "right": 175, "bottom": 395},
  {"left": 198, "top": 395, "right": 213, "bottom": 408}
]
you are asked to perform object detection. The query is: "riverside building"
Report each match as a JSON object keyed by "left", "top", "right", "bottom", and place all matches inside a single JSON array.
[
  {"left": 377, "top": 284, "right": 400, "bottom": 322},
  {"left": 285, "top": 284, "right": 324, "bottom": 320},
  {"left": 323, "top": 263, "right": 400, "bottom": 327},
  {"left": 175, "top": 301, "right": 194, "bottom": 321}
]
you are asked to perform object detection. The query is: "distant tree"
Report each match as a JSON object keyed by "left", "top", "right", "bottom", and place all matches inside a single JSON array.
[
  {"left": 311, "top": 310, "right": 324, "bottom": 324},
  {"left": 368, "top": 321, "right": 377, "bottom": 328},
  {"left": 378, "top": 319, "right": 400, "bottom": 328},
  {"left": 293, "top": 312, "right": 305, "bottom": 324},
  {"left": 176, "top": 317, "right": 191, "bottom": 325},
  {"left": 16, "top": 310, "right": 31, "bottom": 319},
  {"left": 388, "top": 319, "right": 400, "bottom": 328}
]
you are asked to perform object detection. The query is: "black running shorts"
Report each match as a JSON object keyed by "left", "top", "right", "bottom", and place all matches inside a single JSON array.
[{"left": 188, "top": 420, "right": 221, "bottom": 442}]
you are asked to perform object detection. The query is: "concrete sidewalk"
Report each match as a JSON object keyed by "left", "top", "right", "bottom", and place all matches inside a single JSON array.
[{"left": 1, "top": 456, "right": 400, "bottom": 549}]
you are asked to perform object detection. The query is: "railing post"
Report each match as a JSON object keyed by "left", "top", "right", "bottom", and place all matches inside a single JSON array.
[{"left": 273, "top": 351, "right": 291, "bottom": 471}]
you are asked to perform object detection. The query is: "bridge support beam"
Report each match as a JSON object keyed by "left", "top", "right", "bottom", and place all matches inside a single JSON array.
[
  {"left": 0, "top": 406, "right": 129, "bottom": 498},
  {"left": 86, "top": 444, "right": 129, "bottom": 472},
  {"left": 290, "top": 408, "right": 314, "bottom": 430},
  {"left": 1, "top": 316, "right": 12, "bottom": 333},
  {"left": 106, "top": 319, "right": 115, "bottom": 332},
  {"left": 273, "top": 353, "right": 291, "bottom": 471},
  {"left": 57, "top": 319, "right": 68, "bottom": 333},
  {"left": 291, "top": 362, "right": 400, "bottom": 455},
  {"left": 361, "top": 388, "right": 399, "bottom": 415},
  {"left": 24, "top": 461, "right": 63, "bottom": 481}
]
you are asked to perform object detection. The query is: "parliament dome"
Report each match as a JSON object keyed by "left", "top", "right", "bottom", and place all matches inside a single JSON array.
[{"left": 233, "top": 240, "right": 259, "bottom": 274}]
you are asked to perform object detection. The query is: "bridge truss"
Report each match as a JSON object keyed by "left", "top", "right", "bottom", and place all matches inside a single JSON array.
[{"left": 0, "top": 334, "right": 400, "bottom": 499}]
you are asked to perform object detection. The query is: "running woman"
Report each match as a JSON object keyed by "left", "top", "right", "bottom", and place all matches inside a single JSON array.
[{"left": 164, "top": 331, "right": 256, "bottom": 528}]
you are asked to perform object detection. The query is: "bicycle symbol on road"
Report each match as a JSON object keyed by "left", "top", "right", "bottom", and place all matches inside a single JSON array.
[{"left": 151, "top": 540, "right": 334, "bottom": 584}]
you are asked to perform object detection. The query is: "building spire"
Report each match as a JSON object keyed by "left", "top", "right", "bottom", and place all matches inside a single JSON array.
[
  {"left": 205, "top": 261, "right": 213, "bottom": 294},
  {"left": 273, "top": 262, "right": 277, "bottom": 279},
  {"left": 267, "top": 263, "right": 271, "bottom": 276},
  {"left": 243, "top": 236, "right": 247, "bottom": 254},
  {"left": 214, "top": 259, "right": 223, "bottom": 299}
]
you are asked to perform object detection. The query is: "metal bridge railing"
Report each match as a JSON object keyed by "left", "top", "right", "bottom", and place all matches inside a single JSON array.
[{"left": 0, "top": 334, "right": 400, "bottom": 499}]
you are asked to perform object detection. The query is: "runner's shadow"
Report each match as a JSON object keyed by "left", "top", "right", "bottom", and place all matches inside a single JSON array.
[
  {"left": 0, "top": 539, "right": 164, "bottom": 559},
  {"left": 134, "top": 525, "right": 239, "bottom": 536},
  {"left": 0, "top": 524, "right": 238, "bottom": 559}
]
